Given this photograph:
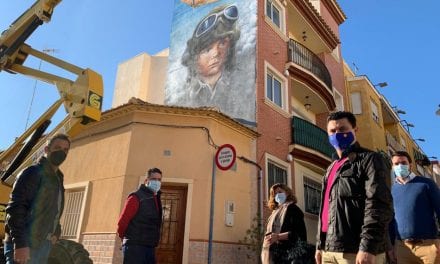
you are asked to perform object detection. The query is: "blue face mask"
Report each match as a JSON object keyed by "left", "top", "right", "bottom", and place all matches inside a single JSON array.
[
  {"left": 329, "top": 131, "right": 355, "bottom": 150},
  {"left": 146, "top": 180, "right": 161, "bottom": 193},
  {"left": 393, "top": 164, "right": 410, "bottom": 178},
  {"left": 275, "top": 192, "right": 286, "bottom": 205}
]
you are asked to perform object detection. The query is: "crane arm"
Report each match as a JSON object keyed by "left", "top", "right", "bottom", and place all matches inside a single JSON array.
[{"left": 0, "top": 0, "right": 103, "bottom": 186}]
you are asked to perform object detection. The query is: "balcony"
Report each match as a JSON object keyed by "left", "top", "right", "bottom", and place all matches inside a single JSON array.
[
  {"left": 413, "top": 148, "right": 431, "bottom": 166},
  {"left": 290, "top": 116, "right": 333, "bottom": 168},
  {"left": 287, "top": 39, "right": 336, "bottom": 112},
  {"left": 385, "top": 131, "right": 404, "bottom": 152}
]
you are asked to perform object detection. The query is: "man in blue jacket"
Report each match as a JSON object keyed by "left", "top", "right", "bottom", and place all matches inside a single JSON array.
[
  {"left": 4, "top": 134, "right": 70, "bottom": 264},
  {"left": 389, "top": 151, "right": 440, "bottom": 264}
]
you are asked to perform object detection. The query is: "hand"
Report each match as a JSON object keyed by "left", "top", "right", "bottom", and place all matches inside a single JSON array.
[
  {"left": 50, "top": 235, "right": 59, "bottom": 245},
  {"left": 315, "top": 250, "right": 322, "bottom": 264},
  {"left": 264, "top": 232, "right": 279, "bottom": 245},
  {"left": 356, "top": 251, "right": 375, "bottom": 264},
  {"left": 14, "top": 247, "right": 30, "bottom": 264}
]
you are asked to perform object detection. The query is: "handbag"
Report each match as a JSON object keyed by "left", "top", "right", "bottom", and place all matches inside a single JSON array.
[{"left": 270, "top": 238, "right": 308, "bottom": 264}]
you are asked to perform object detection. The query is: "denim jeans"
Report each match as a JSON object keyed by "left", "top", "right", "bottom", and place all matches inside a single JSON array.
[
  {"left": 4, "top": 240, "right": 52, "bottom": 264},
  {"left": 122, "top": 244, "right": 156, "bottom": 264}
]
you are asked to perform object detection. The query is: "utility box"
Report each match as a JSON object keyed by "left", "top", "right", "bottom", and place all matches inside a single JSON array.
[{"left": 225, "top": 200, "right": 235, "bottom": 227}]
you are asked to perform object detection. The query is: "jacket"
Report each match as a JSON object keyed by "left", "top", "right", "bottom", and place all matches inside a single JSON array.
[
  {"left": 316, "top": 142, "right": 393, "bottom": 254},
  {"left": 124, "top": 185, "right": 163, "bottom": 247},
  {"left": 5, "top": 157, "right": 65, "bottom": 248}
]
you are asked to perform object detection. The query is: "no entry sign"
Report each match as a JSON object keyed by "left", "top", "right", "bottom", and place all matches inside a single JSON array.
[{"left": 215, "top": 144, "right": 236, "bottom": 171}]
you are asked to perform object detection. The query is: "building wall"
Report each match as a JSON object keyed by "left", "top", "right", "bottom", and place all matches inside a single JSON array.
[
  {"left": 319, "top": 2, "right": 340, "bottom": 38},
  {"left": 257, "top": 0, "right": 293, "bottom": 197},
  {"left": 346, "top": 79, "right": 387, "bottom": 151},
  {"left": 61, "top": 106, "right": 257, "bottom": 263},
  {"left": 112, "top": 51, "right": 168, "bottom": 108}
]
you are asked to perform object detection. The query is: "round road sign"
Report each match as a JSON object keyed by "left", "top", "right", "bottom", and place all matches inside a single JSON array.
[{"left": 215, "top": 144, "right": 236, "bottom": 171}]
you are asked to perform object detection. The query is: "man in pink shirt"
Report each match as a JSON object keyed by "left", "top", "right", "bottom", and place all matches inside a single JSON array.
[{"left": 315, "top": 111, "right": 393, "bottom": 264}]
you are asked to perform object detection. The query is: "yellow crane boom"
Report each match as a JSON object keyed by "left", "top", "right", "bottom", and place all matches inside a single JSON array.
[{"left": 0, "top": 0, "right": 103, "bottom": 186}]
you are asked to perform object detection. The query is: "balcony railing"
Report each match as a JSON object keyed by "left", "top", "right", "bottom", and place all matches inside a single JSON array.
[
  {"left": 385, "top": 132, "right": 404, "bottom": 151},
  {"left": 292, "top": 116, "right": 334, "bottom": 158},
  {"left": 288, "top": 39, "right": 332, "bottom": 91}
]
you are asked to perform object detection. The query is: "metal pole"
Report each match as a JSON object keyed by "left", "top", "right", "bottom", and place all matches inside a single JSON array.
[{"left": 208, "top": 155, "right": 216, "bottom": 264}]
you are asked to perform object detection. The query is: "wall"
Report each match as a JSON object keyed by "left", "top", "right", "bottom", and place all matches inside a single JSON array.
[
  {"left": 112, "top": 51, "right": 168, "bottom": 108},
  {"left": 61, "top": 104, "right": 258, "bottom": 263}
]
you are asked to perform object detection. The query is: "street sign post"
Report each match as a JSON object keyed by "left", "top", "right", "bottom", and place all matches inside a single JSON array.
[{"left": 215, "top": 144, "right": 236, "bottom": 171}]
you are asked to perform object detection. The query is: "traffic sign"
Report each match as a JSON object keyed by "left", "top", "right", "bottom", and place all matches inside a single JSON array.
[{"left": 215, "top": 144, "right": 236, "bottom": 171}]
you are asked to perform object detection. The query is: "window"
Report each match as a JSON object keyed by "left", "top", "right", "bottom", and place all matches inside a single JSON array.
[
  {"left": 303, "top": 177, "right": 321, "bottom": 215},
  {"left": 370, "top": 100, "right": 379, "bottom": 123},
  {"left": 267, "top": 161, "right": 287, "bottom": 195},
  {"left": 266, "top": 0, "right": 281, "bottom": 28},
  {"left": 350, "top": 92, "right": 362, "bottom": 114},
  {"left": 334, "top": 89, "right": 344, "bottom": 111},
  {"left": 266, "top": 72, "right": 283, "bottom": 107},
  {"left": 60, "top": 186, "right": 87, "bottom": 240}
]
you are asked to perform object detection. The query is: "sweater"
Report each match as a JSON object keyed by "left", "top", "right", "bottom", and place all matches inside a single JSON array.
[{"left": 392, "top": 176, "right": 440, "bottom": 240}]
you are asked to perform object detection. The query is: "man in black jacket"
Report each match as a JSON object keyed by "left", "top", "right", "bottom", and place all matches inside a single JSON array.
[
  {"left": 117, "top": 168, "right": 163, "bottom": 264},
  {"left": 315, "top": 111, "right": 393, "bottom": 264},
  {"left": 4, "top": 134, "right": 70, "bottom": 264}
]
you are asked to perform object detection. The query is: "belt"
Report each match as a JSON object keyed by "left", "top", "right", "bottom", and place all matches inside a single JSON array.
[{"left": 402, "top": 238, "right": 424, "bottom": 245}]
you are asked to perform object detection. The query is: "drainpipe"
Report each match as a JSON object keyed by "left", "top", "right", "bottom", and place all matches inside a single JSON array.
[{"left": 238, "top": 156, "right": 264, "bottom": 246}]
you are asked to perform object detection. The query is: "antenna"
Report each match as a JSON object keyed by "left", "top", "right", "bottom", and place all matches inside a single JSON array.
[{"left": 352, "top": 62, "right": 359, "bottom": 75}]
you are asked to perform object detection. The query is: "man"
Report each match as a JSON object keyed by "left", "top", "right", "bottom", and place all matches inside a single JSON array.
[
  {"left": 180, "top": 4, "right": 240, "bottom": 107},
  {"left": 4, "top": 134, "right": 70, "bottom": 264},
  {"left": 315, "top": 111, "right": 393, "bottom": 264},
  {"left": 389, "top": 151, "right": 440, "bottom": 264},
  {"left": 117, "top": 168, "right": 163, "bottom": 264}
]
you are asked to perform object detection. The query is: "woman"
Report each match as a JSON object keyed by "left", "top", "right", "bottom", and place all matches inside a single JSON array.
[{"left": 261, "top": 183, "right": 307, "bottom": 264}]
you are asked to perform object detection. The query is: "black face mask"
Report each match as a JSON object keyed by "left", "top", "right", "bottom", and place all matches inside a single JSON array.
[{"left": 48, "top": 150, "right": 67, "bottom": 166}]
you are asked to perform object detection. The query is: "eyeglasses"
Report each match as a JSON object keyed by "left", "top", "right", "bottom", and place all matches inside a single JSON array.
[{"left": 195, "top": 5, "right": 238, "bottom": 38}]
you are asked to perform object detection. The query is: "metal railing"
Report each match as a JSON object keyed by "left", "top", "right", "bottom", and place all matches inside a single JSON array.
[
  {"left": 385, "top": 131, "right": 404, "bottom": 151},
  {"left": 288, "top": 39, "right": 332, "bottom": 91},
  {"left": 292, "top": 116, "right": 334, "bottom": 158}
]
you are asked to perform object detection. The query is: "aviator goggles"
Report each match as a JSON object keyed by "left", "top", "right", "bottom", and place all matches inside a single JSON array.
[{"left": 195, "top": 4, "right": 238, "bottom": 38}]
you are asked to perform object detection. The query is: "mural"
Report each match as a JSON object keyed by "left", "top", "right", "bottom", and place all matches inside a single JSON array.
[{"left": 165, "top": 0, "right": 257, "bottom": 125}]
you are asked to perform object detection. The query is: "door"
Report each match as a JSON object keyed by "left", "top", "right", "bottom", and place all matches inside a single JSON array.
[{"left": 156, "top": 185, "right": 187, "bottom": 264}]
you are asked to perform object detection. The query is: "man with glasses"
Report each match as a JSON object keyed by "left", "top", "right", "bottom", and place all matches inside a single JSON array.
[{"left": 117, "top": 168, "right": 163, "bottom": 264}]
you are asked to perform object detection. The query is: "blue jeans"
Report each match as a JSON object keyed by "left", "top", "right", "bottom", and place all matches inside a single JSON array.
[
  {"left": 4, "top": 240, "right": 52, "bottom": 264},
  {"left": 122, "top": 244, "right": 156, "bottom": 264}
]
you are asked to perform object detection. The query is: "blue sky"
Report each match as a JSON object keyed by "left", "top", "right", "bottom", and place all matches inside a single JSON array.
[{"left": 1, "top": 1, "right": 439, "bottom": 160}]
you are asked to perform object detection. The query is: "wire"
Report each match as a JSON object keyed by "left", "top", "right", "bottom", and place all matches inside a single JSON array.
[{"left": 75, "top": 120, "right": 219, "bottom": 149}]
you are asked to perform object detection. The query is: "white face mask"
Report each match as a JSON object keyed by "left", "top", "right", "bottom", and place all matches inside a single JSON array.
[
  {"left": 146, "top": 180, "right": 161, "bottom": 193},
  {"left": 275, "top": 192, "right": 286, "bottom": 204}
]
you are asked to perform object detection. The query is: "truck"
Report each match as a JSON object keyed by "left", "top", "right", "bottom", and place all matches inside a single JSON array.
[{"left": 0, "top": 1, "right": 103, "bottom": 263}]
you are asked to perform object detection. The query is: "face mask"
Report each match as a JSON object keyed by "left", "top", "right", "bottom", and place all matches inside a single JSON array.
[
  {"left": 146, "top": 180, "right": 161, "bottom": 193},
  {"left": 48, "top": 150, "right": 67, "bottom": 166},
  {"left": 275, "top": 192, "right": 286, "bottom": 205},
  {"left": 393, "top": 164, "right": 410, "bottom": 178},
  {"left": 329, "top": 131, "right": 355, "bottom": 150}
]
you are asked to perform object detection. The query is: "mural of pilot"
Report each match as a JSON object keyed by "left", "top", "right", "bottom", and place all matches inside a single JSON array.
[
  {"left": 181, "top": 0, "right": 219, "bottom": 7},
  {"left": 181, "top": 4, "right": 241, "bottom": 109}
]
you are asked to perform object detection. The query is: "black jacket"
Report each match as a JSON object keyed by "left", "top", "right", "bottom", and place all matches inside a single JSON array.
[
  {"left": 270, "top": 203, "right": 307, "bottom": 263},
  {"left": 5, "top": 157, "right": 65, "bottom": 248},
  {"left": 124, "top": 185, "right": 163, "bottom": 247},
  {"left": 316, "top": 143, "right": 393, "bottom": 254}
]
